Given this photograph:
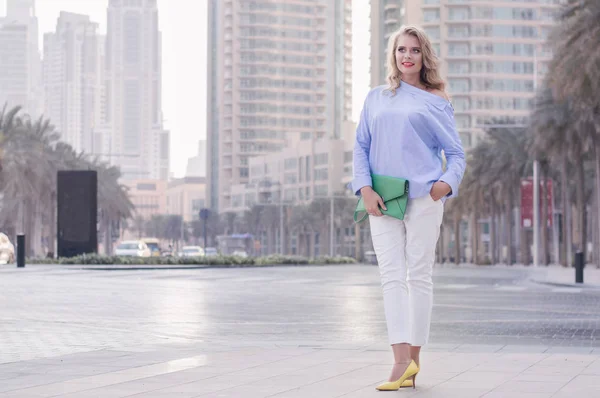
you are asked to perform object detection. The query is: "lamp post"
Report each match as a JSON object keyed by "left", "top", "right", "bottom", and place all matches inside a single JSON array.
[
  {"left": 475, "top": 124, "right": 542, "bottom": 266},
  {"left": 279, "top": 185, "right": 284, "bottom": 255},
  {"left": 314, "top": 194, "right": 354, "bottom": 257}
]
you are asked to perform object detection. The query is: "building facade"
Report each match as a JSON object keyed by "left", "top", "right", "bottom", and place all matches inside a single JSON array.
[
  {"left": 166, "top": 177, "right": 207, "bottom": 222},
  {"left": 185, "top": 140, "right": 207, "bottom": 178},
  {"left": 226, "top": 121, "right": 356, "bottom": 214},
  {"left": 370, "top": 0, "right": 561, "bottom": 148},
  {"left": 370, "top": 0, "right": 423, "bottom": 88},
  {"left": 207, "top": 0, "right": 353, "bottom": 213},
  {"left": 0, "top": 0, "right": 42, "bottom": 116},
  {"left": 104, "top": 0, "right": 169, "bottom": 181},
  {"left": 0, "top": 22, "right": 28, "bottom": 113},
  {"left": 222, "top": 121, "right": 357, "bottom": 257},
  {"left": 43, "top": 12, "right": 103, "bottom": 154},
  {"left": 122, "top": 179, "right": 167, "bottom": 220}
]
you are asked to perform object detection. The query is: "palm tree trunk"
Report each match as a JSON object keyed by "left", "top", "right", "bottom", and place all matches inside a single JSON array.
[
  {"left": 104, "top": 215, "right": 112, "bottom": 255},
  {"left": 506, "top": 187, "right": 514, "bottom": 265},
  {"left": 541, "top": 166, "right": 549, "bottom": 265},
  {"left": 575, "top": 149, "right": 586, "bottom": 259},
  {"left": 50, "top": 192, "right": 56, "bottom": 257},
  {"left": 436, "top": 224, "right": 443, "bottom": 263},
  {"left": 32, "top": 199, "right": 43, "bottom": 256},
  {"left": 593, "top": 141, "right": 600, "bottom": 267},
  {"left": 490, "top": 204, "right": 497, "bottom": 264},
  {"left": 354, "top": 223, "right": 361, "bottom": 260},
  {"left": 520, "top": 225, "right": 529, "bottom": 265},
  {"left": 472, "top": 212, "right": 479, "bottom": 264},
  {"left": 24, "top": 198, "right": 34, "bottom": 257},
  {"left": 454, "top": 216, "right": 461, "bottom": 265},
  {"left": 561, "top": 154, "right": 569, "bottom": 266}
]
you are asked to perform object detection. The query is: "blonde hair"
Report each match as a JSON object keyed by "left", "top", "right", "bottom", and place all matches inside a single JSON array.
[{"left": 385, "top": 25, "right": 446, "bottom": 96}]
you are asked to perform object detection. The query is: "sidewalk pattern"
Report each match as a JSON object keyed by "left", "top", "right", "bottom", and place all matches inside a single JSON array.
[{"left": 1, "top": 264, "right": 600, "bottom": 397}]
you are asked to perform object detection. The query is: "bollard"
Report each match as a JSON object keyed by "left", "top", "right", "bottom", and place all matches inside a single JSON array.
[
  {"left": 575, "top": 251, "right": 584, "bottom": 284},
  {"left": 17, "top": 234, "right": 25, "bottom": 268}
]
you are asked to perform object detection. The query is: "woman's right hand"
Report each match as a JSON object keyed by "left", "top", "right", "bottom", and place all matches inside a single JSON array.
[{"left": 360, "top": 186, "right": 387, "bottom": 217}]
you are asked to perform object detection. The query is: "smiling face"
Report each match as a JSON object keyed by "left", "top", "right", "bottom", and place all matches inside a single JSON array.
[{"left": 395, "top": 34, "right": 423, "bottom": 80}]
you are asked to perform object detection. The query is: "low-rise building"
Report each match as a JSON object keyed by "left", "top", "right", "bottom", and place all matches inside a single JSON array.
[
  {"left": 225, "top": 121, "right": 356, "bottom": 213},
  {"left": 166, "top": 177, "right": 207, "bottom": 222},
  {"left": 122, "top": 179, "right": 167, "bottom": 220}
]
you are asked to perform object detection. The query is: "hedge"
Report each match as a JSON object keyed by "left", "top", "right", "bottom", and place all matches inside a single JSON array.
[{"left": 25, "top": 254, "right": 357, "bottom": 266}]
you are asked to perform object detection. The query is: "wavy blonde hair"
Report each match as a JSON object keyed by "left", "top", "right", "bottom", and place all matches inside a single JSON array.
[{"left": 386, "top": 25, "right": 446, "bottom": 96}]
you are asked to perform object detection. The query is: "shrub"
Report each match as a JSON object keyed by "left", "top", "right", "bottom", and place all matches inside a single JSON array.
[{"left": 25, "top": 254, "right": 357, "bottom": 267}]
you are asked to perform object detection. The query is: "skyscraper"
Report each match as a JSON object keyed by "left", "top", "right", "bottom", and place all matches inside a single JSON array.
[
  {"left": 43, "top": 12, "right": 103, "bottom": 154},
  {"left": 370, "top": 0, "right": 422, "bottom": 88},
  {"left": 104, "top": 0, "right": 169, "bottom": 181},
  {"left": 207, "top": 0, "right": 353, "bottom": 212},
  {"left": 370, "top": 0, "right": 561, "bottom": 148},
  {"left": 0, "top": 22, "right": 27, "bottom": 113},
  {"left": 0, "top": 0, "right": 42, "bottom": 116}
]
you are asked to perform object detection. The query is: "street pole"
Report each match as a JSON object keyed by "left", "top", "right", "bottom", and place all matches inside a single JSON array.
[
  {"left": 180, "top": 193, "right": 184, "bottom": 250},
  {"left": 532, "top": 46, "right": 540, "bottom": 267},
  {"left": 567, "top": 200, "right": 573, "bottom": 267},
  {"left": 533, "top": 160, "right": 540, "bottom": 267},
  {"left": 329, "top": 196, "right": 334, "bottom": 257},
  {"left": 203, "top": 219, "right": 208, "bottom": 249},
  {"left": 199, "top": 208, "right": 209, "bottom": 249},
  {"left": 279, "top": 187, "right": 284, "bottom": 255},
  {"left": 551, "top": 179, "right": 560, "bottom": 265}
]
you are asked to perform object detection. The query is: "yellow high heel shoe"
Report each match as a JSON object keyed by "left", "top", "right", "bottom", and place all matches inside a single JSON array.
[
  {"left": 400, "top": 372, "right": 417, "bottom": 388},
  {"left": 375, "top": 360, "right": 419, "bottom": 391}
]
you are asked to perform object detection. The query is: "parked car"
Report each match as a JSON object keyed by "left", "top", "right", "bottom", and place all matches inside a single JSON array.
[
  {"left": 181, "top": 246, "right": 205, "bottom": 257},
  {"left": 115, "top": 241, "right": 152, "bottom": 257},
  {"left": 140, "top": 238, "right": 161, "bottom": 257},
  {"left": 204, "top": 247, "right": 219, "bottom": 257},
  {"left": 0, "top": 233, "right": 15, "bottom": 264},
  {"left": 364, "top": 251, "right": 377, "bottom": 265},
  {"left": 232, "top": 250, "right": 248, "bottom": 258}
]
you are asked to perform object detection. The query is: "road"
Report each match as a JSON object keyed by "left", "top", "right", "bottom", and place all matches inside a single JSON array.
[{"left": 2, "top": 264, "right": 600, "bottom": 365}]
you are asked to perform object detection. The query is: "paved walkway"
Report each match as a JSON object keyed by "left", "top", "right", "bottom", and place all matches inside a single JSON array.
[
  {"left": 532, "top": 264, "right": 600, "bottom": 288},
  {"left": 2, "top": 264, "right": 600, "bottom": 397},
  {"left": 1, "top": 341, "right": 599, "bottom": 397}
]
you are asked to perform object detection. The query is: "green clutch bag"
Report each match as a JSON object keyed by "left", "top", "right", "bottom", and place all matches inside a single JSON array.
[{"left": 354, "top": 175, "right": 410, "bottom": 223}]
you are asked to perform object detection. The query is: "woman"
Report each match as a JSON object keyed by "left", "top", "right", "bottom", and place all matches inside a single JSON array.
[{"left": 352, "top": 25, "right": 466, "bottom": 390}]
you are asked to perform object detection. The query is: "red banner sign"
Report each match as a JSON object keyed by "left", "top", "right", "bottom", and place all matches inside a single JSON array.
[{"left": 520, "top": 178, "right": 553, "bottom": 228}]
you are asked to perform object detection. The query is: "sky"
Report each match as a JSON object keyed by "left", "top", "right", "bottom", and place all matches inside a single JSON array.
[{"left": 0, "top": 0, "right": 371, "bottom": 178}]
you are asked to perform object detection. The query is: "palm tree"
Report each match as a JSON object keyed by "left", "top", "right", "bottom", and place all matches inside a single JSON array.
[
  {"left": 0, "top": 111, "right": 59, "bottom": 255},
  {"left": 309, "top": 198, "right": 332, "bottom": 256},
  {"left": 132, "top": 215, "right": 146, "bottom": 239},
  {"left": 548, "top": 0, "right": 600, "bottom": 264},
  {"left": 0, "top": 106, "right": 133, "bottom": 257},
  {"left": 290, "top": 204, "right": 315, "bottom": 256},
  {"left": 243, "top": 204, "right": 265, "bottom": 242},
  {"left": 332, "top": 196, "right": 357, "bottom": 257},
  {"left": 529, "top": 88, "right": 573, "bottom": 265},
  {"left": 455, "top": 121, "right": 530, "bottom": 265},
  {"left": 259, "top": 204, "right": 280, "bottom": 254}
]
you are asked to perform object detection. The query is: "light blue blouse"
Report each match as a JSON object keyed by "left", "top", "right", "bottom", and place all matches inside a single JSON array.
[{"left": 351, "top": 82, "right": 466, "bottom": 202}]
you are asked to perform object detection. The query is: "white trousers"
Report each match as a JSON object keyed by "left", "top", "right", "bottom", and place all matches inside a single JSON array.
[{"left": 369, "top": 194, "right": 444, "bottom": 346}]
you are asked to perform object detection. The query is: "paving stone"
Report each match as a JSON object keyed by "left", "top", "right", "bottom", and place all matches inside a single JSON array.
[{"left": 1, "top": 264, "right": 600, "bottom": 397}]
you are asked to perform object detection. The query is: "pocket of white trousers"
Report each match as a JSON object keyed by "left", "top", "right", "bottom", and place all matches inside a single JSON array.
[{"left": 428, "top": 193, "right": 439, "bottom": 203}]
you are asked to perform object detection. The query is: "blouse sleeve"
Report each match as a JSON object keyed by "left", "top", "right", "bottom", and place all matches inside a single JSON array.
[
  {"left": 431, "top": 104, "right": 466, "bottom": 199},
  {"left": 351, "top": 94, "right": 373, "bottom": 196}
]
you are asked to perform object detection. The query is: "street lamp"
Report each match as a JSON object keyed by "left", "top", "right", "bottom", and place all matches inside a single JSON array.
[
  {"left": 474, "top": 123, "right": 541, "bottom": 266},
  {"left": 314, "top": 194, "right": 355, "bottom": 257}
]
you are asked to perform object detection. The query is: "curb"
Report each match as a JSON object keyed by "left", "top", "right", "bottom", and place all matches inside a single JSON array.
[
  {"left": 529, "top": 279, "right": 600, "bottom": 290},
  {"left": 59, "top": 262, "right": 360, "bottom": 271}
]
